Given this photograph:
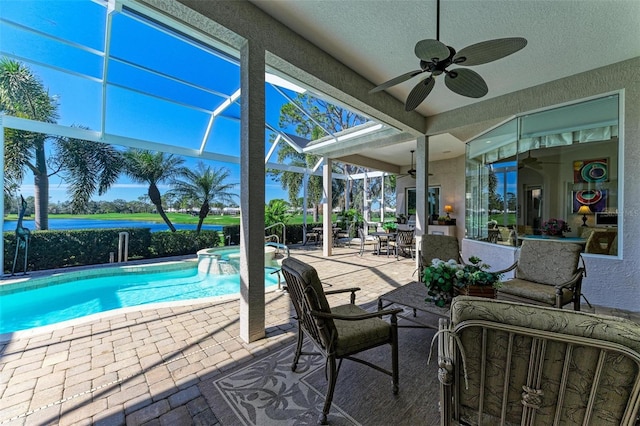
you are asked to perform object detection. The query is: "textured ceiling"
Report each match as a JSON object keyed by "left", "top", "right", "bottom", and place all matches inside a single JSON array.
[{"left": 250, "top": 0, "right": 640, "bottom": 165}]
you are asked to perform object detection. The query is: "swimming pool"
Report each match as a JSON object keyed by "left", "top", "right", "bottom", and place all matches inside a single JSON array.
[{"left": 0, "top": 252, "right": 281, "bottom": 335}]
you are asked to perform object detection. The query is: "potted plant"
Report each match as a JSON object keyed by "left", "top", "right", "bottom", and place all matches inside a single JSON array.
[
  {"left": 453, "top": 256, "right": 503, "bottom": 298},
  {"left": 422, "top": 258, "right": 460, "bottom": 306},
  {"left": 382, "top": 221, "right": 397, "bottom": 233},
  {"left": 422, "top": 256, "right": 502, "bottom": 307},
  {"left": 437, "top": 216, "right": 448, "bottom": 225},
  {"left": 541, "top": 218, "right": 570, "bottom": 237}
]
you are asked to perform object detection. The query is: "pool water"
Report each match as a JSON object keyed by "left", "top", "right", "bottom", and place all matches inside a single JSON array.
[{"left": 0, "top": 264, "right": 280, "bottom": 335}]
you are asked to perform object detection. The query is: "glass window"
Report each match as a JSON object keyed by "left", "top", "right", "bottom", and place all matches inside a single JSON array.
[
  {"left": 466, "top": 95, "right": 620, "bottom": 255},
  {"left": 406, "top": 186, "right": 440, "bottom": 221}
]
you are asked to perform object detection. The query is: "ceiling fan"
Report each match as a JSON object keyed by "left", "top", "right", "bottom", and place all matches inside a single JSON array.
[
  {"left": 408, "top": 150, "right": 417, "bottom": 177},
  {"left": 399, "top": 150, "right": 433, "bottom": 178},
  {"left": 369, "top": 0, "right": 527, "bottom": 111},
  {"left": 518, "top": 151, "right": 559, "bottom": 170}
]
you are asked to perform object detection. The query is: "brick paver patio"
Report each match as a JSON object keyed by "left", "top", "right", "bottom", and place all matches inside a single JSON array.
[
  {"left": 2, "top": 245, "right": 638, "bottom": 425},
  {"left": 0, "top": 246, "right": 419, "bottom": 425}
]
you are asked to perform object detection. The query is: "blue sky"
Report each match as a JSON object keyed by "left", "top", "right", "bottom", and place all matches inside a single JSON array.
[{"left": 2, "top": 0, "right": 301, "bottom": 205}]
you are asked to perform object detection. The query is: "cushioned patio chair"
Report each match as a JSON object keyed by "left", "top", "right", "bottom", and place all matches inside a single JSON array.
[
  {"left": 281, "top": 257, "right": 402, "bottom": 424},
  {"left": 496, "top": 239, "right": 586, "bottom": 310},
  {"left": 438, "top": 296, "right": 640, "bottom": 426},
  {"left": 583, "top": 227, "right": 618, "bottom": 255},
  {"left": 418, "top": 234, "right": 460, "bottom": 277}
]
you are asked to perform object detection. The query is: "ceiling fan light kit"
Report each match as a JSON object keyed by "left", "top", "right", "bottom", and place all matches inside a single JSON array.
[{"left": 370, "top": 0, "right": 527, "bottom": 111}]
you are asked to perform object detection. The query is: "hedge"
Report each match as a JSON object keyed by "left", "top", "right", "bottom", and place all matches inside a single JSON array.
[
  {"left": 3, "top": 228, "right": 221, "bottom": 274},
  {"left": 222, "top": 222, "right": 322, "bottom": 246},
  {"left": 3, "top": 222, "right": 333, "bottom": 274}
]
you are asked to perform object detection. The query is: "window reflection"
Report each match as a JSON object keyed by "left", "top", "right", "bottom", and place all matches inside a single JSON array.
[{"left": 466, "top": 95, "right": 619, "bottom": 255}]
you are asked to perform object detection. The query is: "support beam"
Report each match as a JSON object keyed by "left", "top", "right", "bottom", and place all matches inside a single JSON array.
[
  {"left": 239, "top": 39, "right": 266, "bottom": 343},
  {"left": 415, "top": 136, "right": 428, "bottom": 270},
  {"left": 323, "top": 160, "right": 333, "bottom": 257},
  {"left": 416, "top": 136, "right": 428, "bottom": 238}
]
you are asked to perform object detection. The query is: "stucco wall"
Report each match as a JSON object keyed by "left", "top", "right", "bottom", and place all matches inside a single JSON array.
[{"left": 396, "top": 154, "right": 466, "bottom": 242}]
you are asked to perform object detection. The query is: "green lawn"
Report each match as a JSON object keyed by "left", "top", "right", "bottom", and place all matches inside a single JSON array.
[
  {"left": 4, "top": 212, "right": 372, "bottom": 226},
  {"left": 4, "top": 212, "right": 337, "bottom": 226}
]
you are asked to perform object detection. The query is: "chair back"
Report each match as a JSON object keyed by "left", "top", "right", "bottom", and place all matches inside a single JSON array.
[
  {"left": 516, "top": 239, "right": 582, "bottom": 286},
  {"left": 420, "top": 234, "right": 459, "bottom": 265},
  {"left": 396, "top": 229, "right": 415, "bottom": 246},
  {"left": 441, "top": 296, "right": 640, "bottom": 425},
  {"left": 281, "top": 257, "right": 336, "bottom": 351},
  {"left": 583, "top": 228, "right": 618, "bottom": 254}
]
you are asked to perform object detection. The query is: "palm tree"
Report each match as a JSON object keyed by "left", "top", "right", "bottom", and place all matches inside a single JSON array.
[
  {"left": 53, "top": 134, "right": 123, "bottom": 213},
  {"left": 1, "top": 58, "right": 58, "bottom": 229},
  {"left": 170, "top": 162, "right": 238, "bottom": 234},
  {"left": 123, "top": 149, "right": 185, "bottom": 232},
  {"left": 2, "top": 59, "right": 123, "bottom": 226},
  {"left": 267, "top": 94, "right": 369, "bottom": 220}
]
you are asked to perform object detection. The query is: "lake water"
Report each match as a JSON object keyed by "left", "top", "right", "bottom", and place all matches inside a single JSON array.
[{"left": 2, "top": 218, "right": 223, "bottom": 232}]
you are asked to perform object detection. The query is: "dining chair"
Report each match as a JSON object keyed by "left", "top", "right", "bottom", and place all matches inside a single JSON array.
[
  {"left": 281, "top": 257, "right": 402, "bottom": 424},
  {"left": 355, "top": 227, "right": 378, "bottom": 256},
  {"left": 389, "top": 229, "right": 415, "bottom": 259}
]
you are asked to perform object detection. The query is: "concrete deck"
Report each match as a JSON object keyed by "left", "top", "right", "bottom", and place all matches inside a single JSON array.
[{"left": 1, "top": 245, "right": 638, "bottom": 425}]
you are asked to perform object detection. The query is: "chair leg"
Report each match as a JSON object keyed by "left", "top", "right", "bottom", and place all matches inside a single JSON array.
[
  {"left": 391, "top": 315, "right": 399, "bottom": 394},
  {"left": 291, "top": 327, "right": 304, "bottom": 371},
  {"left": 320, "top": 355, "right": 338, "bottom": 425}
]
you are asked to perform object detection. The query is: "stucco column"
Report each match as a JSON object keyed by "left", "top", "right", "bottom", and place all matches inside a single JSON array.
[
  {"left": 239, "top": 39, "right": 265, "bottom": 343},
  {"left": 415, "top": 136, "right": 428, "bottom": 269},
  {"left": 323, "top": 159, "right": 332, "bottom": 257},
  {"left": 415, "top": 135, "right": 428, "bottom": 236},
  {"left": 363, "top": 174, "right": 370, "bottom": 226}
]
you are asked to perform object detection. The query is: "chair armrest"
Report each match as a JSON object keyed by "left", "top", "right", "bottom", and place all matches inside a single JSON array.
[
  {"left": 311, "top": 307, "right": 403, "bottom": 321},
  {"left": 437, "top": 318, "right": 453, "bottom": 383},
  {"left": 325, "top": 287, "right": 361, "bottom": 304},
  {"left": 554, "top": 268, "right": 585, "bottom": 290},
  {"left": 438, "top": 318, "right": 454, "bottom": 426},
  {"left": 493, "top": 261, "right": 518, "bottom": 275},
  {"left": 325, "top": 287, "right": 360, "bottom": 295}
]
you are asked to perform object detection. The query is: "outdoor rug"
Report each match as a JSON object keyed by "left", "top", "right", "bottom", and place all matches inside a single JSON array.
[{"left": 204, "top": 320, "right": 440, "bottom": 425}]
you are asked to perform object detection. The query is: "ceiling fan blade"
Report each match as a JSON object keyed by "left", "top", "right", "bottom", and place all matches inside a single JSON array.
[
  {"left": 444, "top": 68, "right": 488, "bottom": 98},
  {"left": 405, "top": 76, "right": 435, "bottom": 111},
  {"left": 453, "top": 37, "right": 527, "bottom": 66},
  {"left": 369, "top": 69, "right": 424, "bottom": 93},
  {"left": 414, "top": 39, "right": 450, "bottom": 62}
]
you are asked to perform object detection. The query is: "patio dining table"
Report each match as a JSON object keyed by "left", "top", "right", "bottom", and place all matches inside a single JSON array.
[
  {"left": 312, "top": 226, "right": 341, "bottom": 246},
  {"left": 370, "top": 231, "right": 396, "bottom": 256}
]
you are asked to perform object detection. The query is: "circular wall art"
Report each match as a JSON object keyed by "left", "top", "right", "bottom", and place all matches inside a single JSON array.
[
  {"left": 574, "top": 158, "right": 608, "bottom": 183},
  {"left": 573, "top": 189, "right": 608, "bottom": 213},
  {"left": 575, "top": 190, "right": 603, "bottom": 205}
]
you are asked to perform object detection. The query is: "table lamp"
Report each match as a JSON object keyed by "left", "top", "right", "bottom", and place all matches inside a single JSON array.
[
  {"left": 577, "top": 205, "right": 592, "bottom": 227},
  {"left": 444, "top": 205, "right": 453, "bottom": 220}
]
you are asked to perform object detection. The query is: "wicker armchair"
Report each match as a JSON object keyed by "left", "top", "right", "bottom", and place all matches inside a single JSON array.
[
  {"left": 438, "top": 296, "right": 640, "bottom": 425},
  {"left": 496, "top": 239, "right": 586, "bottom": 310},
  {"left": 281, "top": 257, "right": 402, "bottom": 424}
]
